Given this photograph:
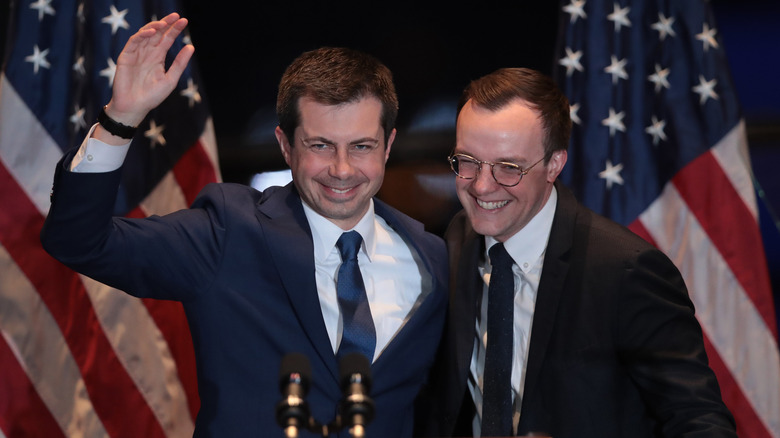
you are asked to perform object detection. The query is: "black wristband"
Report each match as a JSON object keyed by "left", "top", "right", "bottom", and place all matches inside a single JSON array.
[{"left": 97, "top": 105, "right": 138, "bottom": 139}]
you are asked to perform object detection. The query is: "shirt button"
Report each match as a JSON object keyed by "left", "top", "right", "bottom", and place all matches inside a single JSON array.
[
  {"left": 523, "top": 262, "right": 529, "bottom": 268},
  {"left": 87, "top": 154, "right": 94, "bottom": 161}
]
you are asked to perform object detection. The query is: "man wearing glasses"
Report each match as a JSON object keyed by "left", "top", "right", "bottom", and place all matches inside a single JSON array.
[{"left": 423, "top": 68, "right": 736, "bottom": 437}]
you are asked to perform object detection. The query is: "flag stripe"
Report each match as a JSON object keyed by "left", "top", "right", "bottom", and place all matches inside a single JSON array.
[
  {"left": 672, "top": 146, "right": 777, "bottom": 339},
  {"left": 142, "top": 298, "right": 201, "bottom": 422},
  {"left": 703, "top": 333, "right": 772, "bottom": 438},
  {"left": 0, "top": 75, "right": 64, "bottom": 215},
  {"left": 627, "top": 219, "right": 656, "bottom": 247},
  {"left": 639, "top": 181, "right": 780, "bottom": 436},
  {"left": 173, "top": 139, "right": 219, "bottom": 207},
  {"left": 0, "top": 164, "right": 166, "bottom": 438},
  {"left": 0, "top": 328, "right": 65, "bottom": 438},
  {"left": 709, "top": 121, "right": 759, "bottom": 221},
  {"left": 0, "top": 242, "right": 107, "bottom": 437},
  {"left": 79, "top": 275, "right": 196, "bottom": 436}
]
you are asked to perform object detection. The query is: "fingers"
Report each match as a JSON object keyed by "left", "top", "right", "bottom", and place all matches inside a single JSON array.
[
  {"left": 155, "top": 17, "right": 188, "bottom": 51},
  {"left": 166, "top": 44, "right": 195, "bottom": 83},
  {"left": 125, "top": 13, "right": 187, "bottom": 55}
]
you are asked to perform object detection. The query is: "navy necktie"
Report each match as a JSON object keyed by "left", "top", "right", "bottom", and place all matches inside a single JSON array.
[
  {"left": 481, "top": 242, "right": 515, "bottom": 437},
  {"left": 335, "top": 231, "right": 376, "bottom": 362}
]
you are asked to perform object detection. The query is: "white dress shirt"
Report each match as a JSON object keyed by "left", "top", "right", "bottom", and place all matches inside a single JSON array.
[
  {"left": 302, "top": 200, "right": 430, "bottom": 363},
  {"left": 71, "top": 126, "right": 430, "bottom": 363},
  {"left": 69, "top": 125, "right": 131, "bottom": 172},
  {"left": 469, "top": 186, "right": 557, "bottom": 437}
]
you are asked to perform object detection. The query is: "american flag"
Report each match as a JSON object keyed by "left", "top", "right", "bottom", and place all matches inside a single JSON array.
[
  {"left": 0, "top": 0, "right": 220, "bottom": 436},
  {"left": 554, "top": 0, "right": 779, "bottom": 436}
]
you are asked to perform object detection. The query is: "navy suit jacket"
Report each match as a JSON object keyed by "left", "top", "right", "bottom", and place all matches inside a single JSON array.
[
  {"left": 41, "top": 152, "right": 448, "bottom": 437},
  {"left": 424, "top": 182, "right": 735, "bottom": 438}
]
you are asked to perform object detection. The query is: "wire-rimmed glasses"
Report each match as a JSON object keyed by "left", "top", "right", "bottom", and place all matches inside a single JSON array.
[{"left": 447, "top": 153, "right": 545, "bottom": 187}]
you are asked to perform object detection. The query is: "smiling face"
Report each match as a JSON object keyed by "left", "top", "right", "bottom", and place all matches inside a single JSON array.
[
  {"left": 454, "top": 98, "right": 567, "bottom": 242},
  {"left": 276, "top": 96, "right": 394, "bottom": 230}
]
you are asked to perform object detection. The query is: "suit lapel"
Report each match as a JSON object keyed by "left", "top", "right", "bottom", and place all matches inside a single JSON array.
[
  {"left": 256, "top": 184, "right": 339, "bottom": 383},
  {"left": 452, "top": 225, "right": 483, "bottom": 390},
  {"left": 440, "top": 211, "right": 484, "bottom": 421},
  {"left": 520, "top": 182, "right": 575, "bottom": 414}
]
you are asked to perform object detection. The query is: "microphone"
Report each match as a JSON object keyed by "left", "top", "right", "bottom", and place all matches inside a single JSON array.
[
  {"left": 338, "top": 353, "right": 375, "bottom": 438},
  {"left": 276, "top": 353, "right": 312, "bottom": 438}
]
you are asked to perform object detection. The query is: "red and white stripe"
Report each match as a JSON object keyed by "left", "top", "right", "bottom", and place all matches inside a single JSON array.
[
  {"left": 0, "top": 71, "right": 220, "bottom": 437},
  {"left": 631, "top": 120, "right": 780, "bottom": 437}
]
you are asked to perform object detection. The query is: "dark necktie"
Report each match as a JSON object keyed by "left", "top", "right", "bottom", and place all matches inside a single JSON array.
[
  {"left": 481, "top": 242, "right": 515, "bottom": 437},
  {"left": 335, "top": 231, "right": 376, "bottom": 362}
]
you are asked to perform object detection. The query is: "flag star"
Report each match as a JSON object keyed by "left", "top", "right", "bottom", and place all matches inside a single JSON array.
[
  {"left": 607, "top": 3, "right": 631, "bottom": 32},
  {"left": 102, "top": 5, "right": 130, "bottom": 35},
  {"left": 559, "top": 47, "right": 584, "bottom": 77},
  {"left": 651, "top": 13, "right": 676, "bottom": 41},
  {"left": 73, "top": 56, "right": 86, "bottom": 76},
  {"left": 180, "top": 78, "right": 202, "bottom": 107},
  {"left": 562, "top": 0, "right": 587, "bottom": 24},
  {"left": 647, "top": 63, "right": 671, "bottom": 93},
  {"left": 25, "top": 45, "right": 51, "bottom": 74},
  {"left": 604, "top": 55, "right": 628, "bottom": 84},
  {"left": 145, "top": 120, "right": 166, "bottom": 148},
  {"left": 70, "top": 106, "right": 88, "bottom": 132},
  {"left": 99, "top": 58, "right": 117, "bottom": 87},
  {"left": 599, "top": 159, "right": 624, "bottom": 190},
  {"left": 30, "top": 0, "right": 56, "bottom": 21},
  {"left": 645, "top": 116, "right": 667, "bottom": 145},
  {"left": 696, "top": 22, "right": 719, "bottom": 51},
  {"left": 601, "top": 108, "right": 626, "bottom": 137},
  {"left": 570, "top": 103, "right": 582, "bottom": 125},
  {"left": 692, "top": 75, "right": 719, "bottom": 104}
]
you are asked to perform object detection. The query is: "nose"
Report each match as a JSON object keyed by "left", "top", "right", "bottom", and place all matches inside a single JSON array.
[
  {"left": 330, "top": 148, "right": 355, "bottom": 179},
  {"left": 472, "top": 162, "right": 498, "bottom": 194}
]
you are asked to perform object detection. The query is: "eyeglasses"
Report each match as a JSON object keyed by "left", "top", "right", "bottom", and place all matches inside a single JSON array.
[{"left": 447, "top": 153, "right": 545, "bottom": 187}]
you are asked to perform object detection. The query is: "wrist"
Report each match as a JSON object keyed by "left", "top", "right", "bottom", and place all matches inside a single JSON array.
[{"left": 97, "top": 105, "right": 139, "bottom": 139}]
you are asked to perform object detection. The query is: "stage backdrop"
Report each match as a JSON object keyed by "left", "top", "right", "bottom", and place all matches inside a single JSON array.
[
  {"left": 0, "top": 0, "right": 217, "bottom": 436},
  {"left": 555, "top": 0, "right": 779, "bottom": 436}
]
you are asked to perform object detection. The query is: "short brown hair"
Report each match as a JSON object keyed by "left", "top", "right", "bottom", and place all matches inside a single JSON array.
[
  {"left": 277, "top": 47, "right": 399, "bottom": 145},
  {"left": 457, "top": 68, "right": 571, "bottom": 160}
]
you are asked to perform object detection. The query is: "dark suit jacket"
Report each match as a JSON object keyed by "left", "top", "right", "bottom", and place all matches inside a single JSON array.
[
  {"left": 41, "top": 152, "right": 448, "bottom": 438},
  {"left": 425, "top": 181, "right": 735, "bottom": 438}
]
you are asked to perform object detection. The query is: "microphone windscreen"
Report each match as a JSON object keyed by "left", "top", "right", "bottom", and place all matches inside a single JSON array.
[
  {"left": 279, "top": 353, "right": 312, "bottom": 393},
  {"left": 339, "top": 352, "right": 372, "bottom": 391}
]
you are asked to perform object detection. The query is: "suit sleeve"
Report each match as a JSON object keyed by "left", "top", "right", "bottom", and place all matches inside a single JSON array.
[
  {"left": 616, "top": 245, "right": 737, "bottom": 437},
  {"left": 40, "top": 151, "right": 227, "bottom": 302}
]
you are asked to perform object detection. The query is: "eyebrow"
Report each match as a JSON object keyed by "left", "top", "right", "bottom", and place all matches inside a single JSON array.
[
  {"left": 301, "top": 136, "right": 380, "bottom": 146},
  {"left": 454, "top": 149, "right": 526, "bottom": 164}
]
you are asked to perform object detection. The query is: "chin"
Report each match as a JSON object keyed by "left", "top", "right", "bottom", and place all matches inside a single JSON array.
[{"left": 470, "top": 220, "right": 499, "bottom": 238}]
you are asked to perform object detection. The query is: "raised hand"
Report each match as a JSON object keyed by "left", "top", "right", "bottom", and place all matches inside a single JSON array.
[{"left": 98, "top": 13, "right": 194, "bottom": 142}]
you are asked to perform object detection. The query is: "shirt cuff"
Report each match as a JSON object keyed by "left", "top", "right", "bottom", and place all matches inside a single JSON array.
[{"left": 70, "top": 123, "right": 132, "bottom": 172}]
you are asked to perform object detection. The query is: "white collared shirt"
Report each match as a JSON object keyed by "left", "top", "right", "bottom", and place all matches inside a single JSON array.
[
  {"left": 302, "top": 200, "right": 430, "bottom": 363},
  {"left": 71, "top": 129, "right": 431, "bottom": 364},
  {"left": 469, "top": 186, "right": 558, "bottom": 437},
  {"left": 70, "top": 125, "right": 131, "bottom": 172}
]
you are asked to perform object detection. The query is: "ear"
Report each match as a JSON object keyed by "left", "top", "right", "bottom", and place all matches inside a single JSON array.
[
  {"left": 546, "top": 150, "right": 567, "bottom": 183},
  {"left": 384, "top": 128, "right": 396, "bottom": 163},
  {"left": 275, "top": 126, "right": 292, "bottom": 165}
]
